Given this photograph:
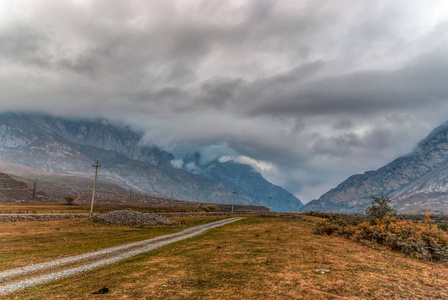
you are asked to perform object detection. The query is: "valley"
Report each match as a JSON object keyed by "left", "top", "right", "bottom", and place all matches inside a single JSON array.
[
  {"left": 2, "top": 2, "right": 447, "bottom": 299},
  {"left": 1, "top": 214, "right": 447, "bottom": 299}
]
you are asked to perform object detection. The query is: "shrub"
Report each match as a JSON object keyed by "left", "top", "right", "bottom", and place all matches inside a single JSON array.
[
  {"left": 64, "top": 196, "right": 75, "bottom": 205},
  {"left": 313, "top": 221, "right": 342, "bottom": 235},
  {"left": 314, "top": 211, "right": 448, "bottom": 262},
  {"left": 312, "top": 215, "right": 349, "bottom": 235},
  {"left": 438, "top": 222, "right": 448, "bottom": 232}
]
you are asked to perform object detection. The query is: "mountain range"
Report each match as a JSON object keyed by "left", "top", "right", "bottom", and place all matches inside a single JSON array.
[
  {"left": 302, "top": 120, "right": 448, "bottom": 214},
  {"left": 5, "top": 112, "right": 448, "bottom": 214},
  {"left": 0, "top": 113, "right": 302, "bottom": 211},
  {"left": 180, "top": 152, "right": 301, "bottom": 212}
]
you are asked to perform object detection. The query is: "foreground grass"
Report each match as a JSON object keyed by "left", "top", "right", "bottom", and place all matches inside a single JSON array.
[
  {"left": 0, "top": 216, "right": 225, "bottom": 270},
  {"left": 4, "top": 215, "right": 448, "bottom": 299}
]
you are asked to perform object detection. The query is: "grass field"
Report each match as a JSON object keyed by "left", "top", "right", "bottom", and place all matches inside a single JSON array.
[
  {"left": 2, "top": 214, "right": 448, "bottom": 299},
  {"left": 0, "top": 216, "right": 226, "bottom": 270}
]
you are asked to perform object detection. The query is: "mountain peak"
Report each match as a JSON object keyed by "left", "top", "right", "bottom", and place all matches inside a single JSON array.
[
  {"left": 180, "top": 157, "right": 302, "bottom": 212},
  {"left": 302, "top": 118, "right": 448, "bottom": 214}
]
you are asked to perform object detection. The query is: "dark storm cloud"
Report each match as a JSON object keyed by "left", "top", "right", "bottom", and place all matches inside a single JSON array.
[
  {"left": 1, "top": 0, "right": 448, "bottom": 201},
  {"left": 248, "top": 45, "right": 448, "bottom": 118},
  {"left": 199, "top": 78, "right": 244, "bottom": 109},
  {"left": 0, "top": 23, "right": 50, "bottom": 66}
]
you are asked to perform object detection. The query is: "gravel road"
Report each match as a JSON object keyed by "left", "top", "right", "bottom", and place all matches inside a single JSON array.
[{"left": 0, "top": 217, "right": 244, "bottom": 295}]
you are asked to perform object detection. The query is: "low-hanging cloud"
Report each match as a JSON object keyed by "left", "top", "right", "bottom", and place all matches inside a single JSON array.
[{"left": 1, "top": 0, "right": 448, "bottom": 202}]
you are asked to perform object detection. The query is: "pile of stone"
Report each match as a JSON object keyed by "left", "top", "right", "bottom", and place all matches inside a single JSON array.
[
  {"left": 94, "top": 209, "right": 179, "bottom": 226},
  {"left": 0, "top": 214, "right": 87, "bottom": 222}
]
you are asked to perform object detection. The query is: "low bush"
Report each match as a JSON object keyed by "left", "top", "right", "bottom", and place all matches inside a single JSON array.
[
  {"left": 302, "top": 211, "right": 334, "bottom": 219},
  {"left": 313, "top": 220, "right": 343, "bottom": 235},
  {"left": 314, "top": 211, "right": 448, "bottom": 262},
  {"left": 438, "top": 221, "right": 448, "bottom": 232}
]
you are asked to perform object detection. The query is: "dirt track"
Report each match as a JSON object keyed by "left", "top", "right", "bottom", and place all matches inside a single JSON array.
[{"left": 0, "top": 217, "right": 245, "bottom": 295}]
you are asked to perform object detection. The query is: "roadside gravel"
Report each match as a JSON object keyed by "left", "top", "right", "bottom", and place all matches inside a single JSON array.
[{"left": 0, "top": 217, "right": 244, "bottom": 295}]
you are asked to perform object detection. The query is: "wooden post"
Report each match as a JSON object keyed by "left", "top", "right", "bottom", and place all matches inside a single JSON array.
[
  {"left": 90, "top": 160, "right": 101, "bottom": 218},
  {"left": 269, "top": 197, "right": 272, "bottom": 212}
]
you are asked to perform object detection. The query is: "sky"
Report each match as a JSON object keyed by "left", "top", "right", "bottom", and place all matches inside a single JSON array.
[{"left": 1, "top": 0, "right": 448, "bottom": 203}]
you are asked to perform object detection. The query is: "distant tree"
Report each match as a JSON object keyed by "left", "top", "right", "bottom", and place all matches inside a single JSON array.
[
  {"left": 64, "top": 196, "right": 75, "bottom": 206},
  {"left": 365, "top": 195, "right": 396, "bottom": 220}
]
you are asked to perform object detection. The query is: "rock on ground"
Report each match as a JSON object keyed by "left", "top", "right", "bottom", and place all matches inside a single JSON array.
[{"left": 94, "top": 209, "right": 178, "bottom": 226}]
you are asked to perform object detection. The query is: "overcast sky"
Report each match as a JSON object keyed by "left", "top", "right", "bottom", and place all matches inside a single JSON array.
[{"left": 1, "top": 0, "right": 448, "bottom": 202}]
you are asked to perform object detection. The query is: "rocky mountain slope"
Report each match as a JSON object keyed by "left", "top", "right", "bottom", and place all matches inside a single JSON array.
[
  {"left": 0, "top": 172, "right": 49, "bottom": 203},
  {"left": 181, "top": 153, "right": 302, "bottom": 212},
  {"left": 0, "top": 161, "right": 204, "bottom": 208},
  {"left": 302, "top": 121, "right": 448, "bottom": 213},
  {"left": 0, "top": 113, "right": 301, "bottom": 210}
]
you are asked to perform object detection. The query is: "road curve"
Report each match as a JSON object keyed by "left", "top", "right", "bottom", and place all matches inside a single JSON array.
[{"left": 0, "top": 217, "right": 245, "bottom": 295}]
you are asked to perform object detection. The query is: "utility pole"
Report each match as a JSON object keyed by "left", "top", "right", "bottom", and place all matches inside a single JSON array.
[
  {"left": 90, "top": 160, "right": 101, "bottom": 218},
  {"left": 129, "top": 189, "right": 132, "bottom": 202},
  {"left": 294, "top": 203, "right": 299, "bottom": 213},
  {"left": 231, "top": 190, "right": 236, "bottom": 214},
  {"left": 269, "top": 197, "right": 272, "bottom": 212},
  {"left": 32, "top": 181, "right": 36, "bottom": 201},
  {"left": 287, "top": 200, "right": 290, "bottom": 213}
]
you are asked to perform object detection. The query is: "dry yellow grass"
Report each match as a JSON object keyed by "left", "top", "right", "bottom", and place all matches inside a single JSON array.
[
  {"left": 3, "top": 215, "right": 448, "bottom": 299},
  {"left": 0, "top": 216, "right": 225, "bottom": 270}
]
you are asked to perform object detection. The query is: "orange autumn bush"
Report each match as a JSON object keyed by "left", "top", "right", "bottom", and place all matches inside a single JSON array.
[{"left": 314, "top": 211, "right": 448, "bottom": 262}]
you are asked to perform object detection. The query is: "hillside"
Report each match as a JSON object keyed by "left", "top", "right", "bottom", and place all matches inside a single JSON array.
[
  {"left": 0, "top": 113, "right": 301, "bottom": 210},
  {"left": 302, "top": 120, "right": 448, "bottom": 213},
  {"left": 0, "top": 172, "right": 49, "bottom": 203},
  {"left": 182, "top": 153, "right": 302, "bottom": 211},
  {"left": 0, "top": 161, "right": 204, "bottom": 208}
]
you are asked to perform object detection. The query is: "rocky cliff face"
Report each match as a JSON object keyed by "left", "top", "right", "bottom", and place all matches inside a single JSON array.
[
  {"left": 26, "top": 115, "right": 175, "bottom": 167},
  {"left": 301, "top": 121, "right": 448, "bottom": 213},
  {"left": 0, "top": 113, "right": 300, "bottom": 210}
]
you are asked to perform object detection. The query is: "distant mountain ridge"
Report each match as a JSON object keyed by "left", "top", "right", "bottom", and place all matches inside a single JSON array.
[
  {"left": 0, "top": 113, "right": 302, "bottom": 211},
  {"left": 302, "top": 120, "right": 448, "bottom": 213},
  {"left": 180, "top": 153, "right": 302, "bottom": 212}
]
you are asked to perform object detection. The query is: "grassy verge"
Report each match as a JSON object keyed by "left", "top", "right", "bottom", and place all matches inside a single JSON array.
[
  {"left": 4, "top": 215, "right": 448, "bottom": 299},
  {"left": 0, "top": 216, "right": 226, "bottom": 270}
]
